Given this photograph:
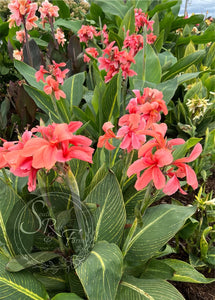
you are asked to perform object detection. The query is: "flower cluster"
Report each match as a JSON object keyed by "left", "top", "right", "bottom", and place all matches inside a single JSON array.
[
  {"left": 35, "top": 61, "right": 69, "bottom": 100},
  {"left": 98, "top": 41, "right": 137, "bottom": 83},
  {"left": 0, "top": 122, "right": 94, "bottom": 192},
  {"left": 38, "top": 0, "right": 59, "bottom": 28},
  {"left": 98, "top": 88, "right": 202, "bottom": 195},
  {"left": 77, "top": 25, "right": 99, "bottom": 44},
  {"left": 55, "top": 28, "right": 66, "bottom": 46},
  {"left": 134, "top": 8, "right": 154, "bottom": 32},
  {"left": 8, "top": 0, "right": 38, "bottom": 30},
  {"left": 84, "top": 48, "right": 99, "bottom": 63}
]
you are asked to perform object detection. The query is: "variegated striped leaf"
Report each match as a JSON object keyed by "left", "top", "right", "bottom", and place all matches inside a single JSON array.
[
  {"left": 125, "top": 205, "right": 196, "bottom": 264},
  {"left": 116, "top": 275, "right": 185, "bottom": 300},
  {"left": 76, "top": 241, "right": 123, "bottom": 300},
  {"left": 0, "top": 254, "right": 49, "bottom": 300},
  {"left": 84, "top": 172, "right": 126, "bottom": 245}
]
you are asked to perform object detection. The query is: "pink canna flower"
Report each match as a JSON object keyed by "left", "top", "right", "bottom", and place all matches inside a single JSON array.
[
  {"left": 98, "top": 42, "right": 137, "bottom": 83},
  {"left": 8, "top": 0, "right": 38, "bottom": 29},
  {"left": 146, "top": 32, "right": 157, "bottom": 44},
  {"left": 39, "top": 0, "right": 59, "bottom": 27},
  {"left": 163, "top": 143, "right": 202, "bottom": 195},
  {"left": 77, "top": 25, "right": 98, "bottom": 44},
  {"left": 22, "top": 122, "right": 94, "bottom": 170},
  {"left": 100, "top": 24, "right": 109, "bottom": 46},
  {"left": 55, "top": 28, "right": 66, "bottom": 46},
  {"left": 134, "top": 8, "right": 154, "bottom": 32},
  {"left": 84, "top": 47, "right": 99, "bottom": 63},
  {"left": 16, "top": 29, "right": 29, "bottom": 43},
  {"left": 44, "top": 75, "right": 66, "bottom": 100},
  {"left": 127, "top": 148, "right": 174, "bottom": 190},
  {"left": 123, "top": 31, "right": 143, "bottom": 56},
  {"left": 98, "top": 122, "right": 117, "bottom": 150},
  {"left": 35, "top": 65, "right": 48, "bottom": 82},
  {"left": 51, "top": 61, "right": 69, "bottom": 84},
  {"left": 13, "top": 49, "right": 23, "bottom": 61},
  {"left": 117, "top": 113, "right": 146, "bottom": 152},
  {"left": 0, "top": 131, "right": 39, "bottom": 192}
]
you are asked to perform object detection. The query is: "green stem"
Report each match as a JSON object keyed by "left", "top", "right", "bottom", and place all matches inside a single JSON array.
[
  {"left": 122, "top": 218, "right": 138, "bottom": 257},
  {"left": 140, "top": 182, "right": 154, "bottom": 216},
  {"left": 51, "top": 94, "right": 63, "bottom": 122},
  {"left": 121, "top": 77, "right": 128, "bottom": 116},
  {"left": 50, "top": 17, "right": 59, "bottom": 50},
  {"left": 64, "top": 166, "right": 87, "bottom": 246},
  {"left": 142, "top": 24, "right": 147, "bottom": 81},
  {"left": 120, "top": 150, "right": 134, "bottom": 188},
  {"left": 38, "top": 171, "right": 65, "bottom": 254}
]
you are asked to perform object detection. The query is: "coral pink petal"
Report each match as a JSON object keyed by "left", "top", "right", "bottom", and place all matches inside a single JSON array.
[
  {"left": 163, "top": 175, "right": 180, "bottom": 195},
  {"left": 185, "top": 164, "right": 198, "bottom": 189},
  {"left": 152, "top": 166, "right": 166, "bottom": 190},
  {"left": 135, "top": 168, "right": 153, "bottom": 190}
]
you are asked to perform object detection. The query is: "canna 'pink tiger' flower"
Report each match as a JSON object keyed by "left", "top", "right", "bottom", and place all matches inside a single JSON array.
[
  {"left": 147, "top": 32, "right": 157, "bottom": 44},
  {"left": 16, "top": 29, "right": 29, "bottom": 43},
  {"left": 134, "top": 8, "right": 154, "bottom": 32},
  {"left": 22, "top": 122, "right": 94, "bottom": 170},
  {"left": 55, "top": 28, "right": 66, "bottom": 46},
  {"left": 39, "top": 0, "right": 59, "bottom": 27},
  {"left": 84, "top": 47, "right": 99, "bottom": 63},
  {"left": 98, "top": 122, "right": 117, "bottom": 150},
  {"left": 0, "top": 122, "right": 94, "bottom": 191},
  {"left": 44, "top": 75, "right": 66, "bottom": 100},
  {"left": 163, "top": 143, "right": 202, "bottom": 195},
  {"left": 77, "top": 25, "right": 98, "bottom": 44},
  {"left": 35, "top": 65, "right": 48, "bottom": 82},
  {"left": 13, "top": 49, "right": 23, "bottom": 61},
  {"left": 8, "top": 0, "right": 38, "bottom": 29},
  {"left": 117, "top": 113, "right": 146, "bottom": 152},
  {"left": 123, "top": 31, "right": 143, "bottom": 56}
]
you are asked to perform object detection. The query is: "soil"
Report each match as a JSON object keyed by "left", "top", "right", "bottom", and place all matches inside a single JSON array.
[{"left": 160, "top": 169, "right": 215, "bottom": 299}]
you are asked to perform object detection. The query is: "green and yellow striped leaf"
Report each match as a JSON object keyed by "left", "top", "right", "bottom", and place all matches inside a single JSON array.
[
  {"left": 76, "top": 241, "right": 123, "bottom": 300},
  {"left": 161, "top": 50, "right": 205, "bottom": 81},
  {"left": 163, "top": 259, "right": 215, "bottom": 283},
  {"left": 116, "top": 275, "right": 185, "bottom": 300},
  {"left": 124, "top": 204, "right": 196, "bottom": 264},
  {"left": 52, "top": 293, "right": 83, "bottom": 300},
  {"left": 0, "top": 254, "right": 49, "bottom": 300},
  {"left": 62, "top": 72, "right": 85, "bottom": 113},
  {"left": 118, "top": 7, "right": 135, "bottom": 39},
  {"left": 84, "top": 172, "right": 126, "bottom": 245},
  {"left": 14, "top": 60, "right": 44, "bottom": 91}
]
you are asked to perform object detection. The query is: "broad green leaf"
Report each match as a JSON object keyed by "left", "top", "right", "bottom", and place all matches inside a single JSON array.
[
  {"left": 116, "top": 275, "right": 185, "bottom": 300},
  {"left": 140, "top": 259, "right": 175, "bottom": 280},
  {"left": 0, "top": 253, "right": 49, "bottom": 300},
  {"left": 118, "top": 7, "right": 135, "bottom": 39},
  {"left": 171, "top": 15, "right": 204, "bottom": 30},
  {"left": 84, "top": 172, "right": 126, "bottom": 245},
  {"left": 177, "top": 72, "right": 200, "bottom": 85},
  {"left": 62, "top": 72, "right": 85, "bottom": 113},
  {"left": 205, "top": 42, "right": 215, "bottom": 67},
  {"left": 145, "top": 44, "right": 161, "bottom": 84},
  {"left": 178, "top": 217, "right": 199, "bottom": 239},
  {"left": 53, "top": 0, "right": 70, "bottom": 19},
  {"left": 108, "top": 31, "right": 124, "bottom": 49},
  {"left": 33, "top": 273, "right": 66, "bottom": 292},
  {"left": 55, "top": 19, "right": 83, "bottom": 33},
  {"left": 148, "top": 1, "right": 178, "bottom": 18},
  {"left": 93, "top": 0, "right": 127, "bottom": 19},
  {"left": 31, "top": 38, "right": 48, "bottom": 48},
  {"left": 6, "top": 252, "right": 60, "bottom": 272},
  {"left": 52, "top": 293, "right": 83, "bottom": 300},
  {"left": 0, "top": 22, "right": 9, "bottom": 38},
  {"left": 102, "top": 74, "right": 119, "bottom": 123},
  {"left": 206, "top": 247, "right": 215, "bottom": 266},
  {"left": 131, "top": 46, "right": 161, "bottom": 84},
  {"left": 76, "top": 241, "right": 123, "bottom": 300},
  {"left": 176, "top": 31, "right": 215, "bottom": 45},
  {"left": 0, "top": 177, "right": 20, "bottom": 256},
  {"left": 162, "top": 50, "right": 205, "bottom": 81},
  {"left": 125, "top": 204, "right": 196, "bottom": 264},
  {"left": 23, "top": 85, "right": 62, "bottom": 123},
  {"left": 133, "top": 0, "right": 151, "bottom": 11},
  {"left": 89, "top": 3, "right": 105, "bottom": 23},
  {"left": 14, "top": 60, "right": 44, "bottom": 91},
  {"left": 154, "top": 29, "right": 164, "bottom": 53},
  {"left": 163, "top": 259, "right": 215, "bottom": 283}
]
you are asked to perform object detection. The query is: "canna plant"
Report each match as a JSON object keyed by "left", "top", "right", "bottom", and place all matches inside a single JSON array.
[{"left": 0, "top": 0, "right": 215, "bottom": 299}]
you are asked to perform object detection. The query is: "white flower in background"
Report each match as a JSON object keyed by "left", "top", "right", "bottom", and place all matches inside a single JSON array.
[{"left": 186, "top": 97, "right": 212, "bottom": 120}]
